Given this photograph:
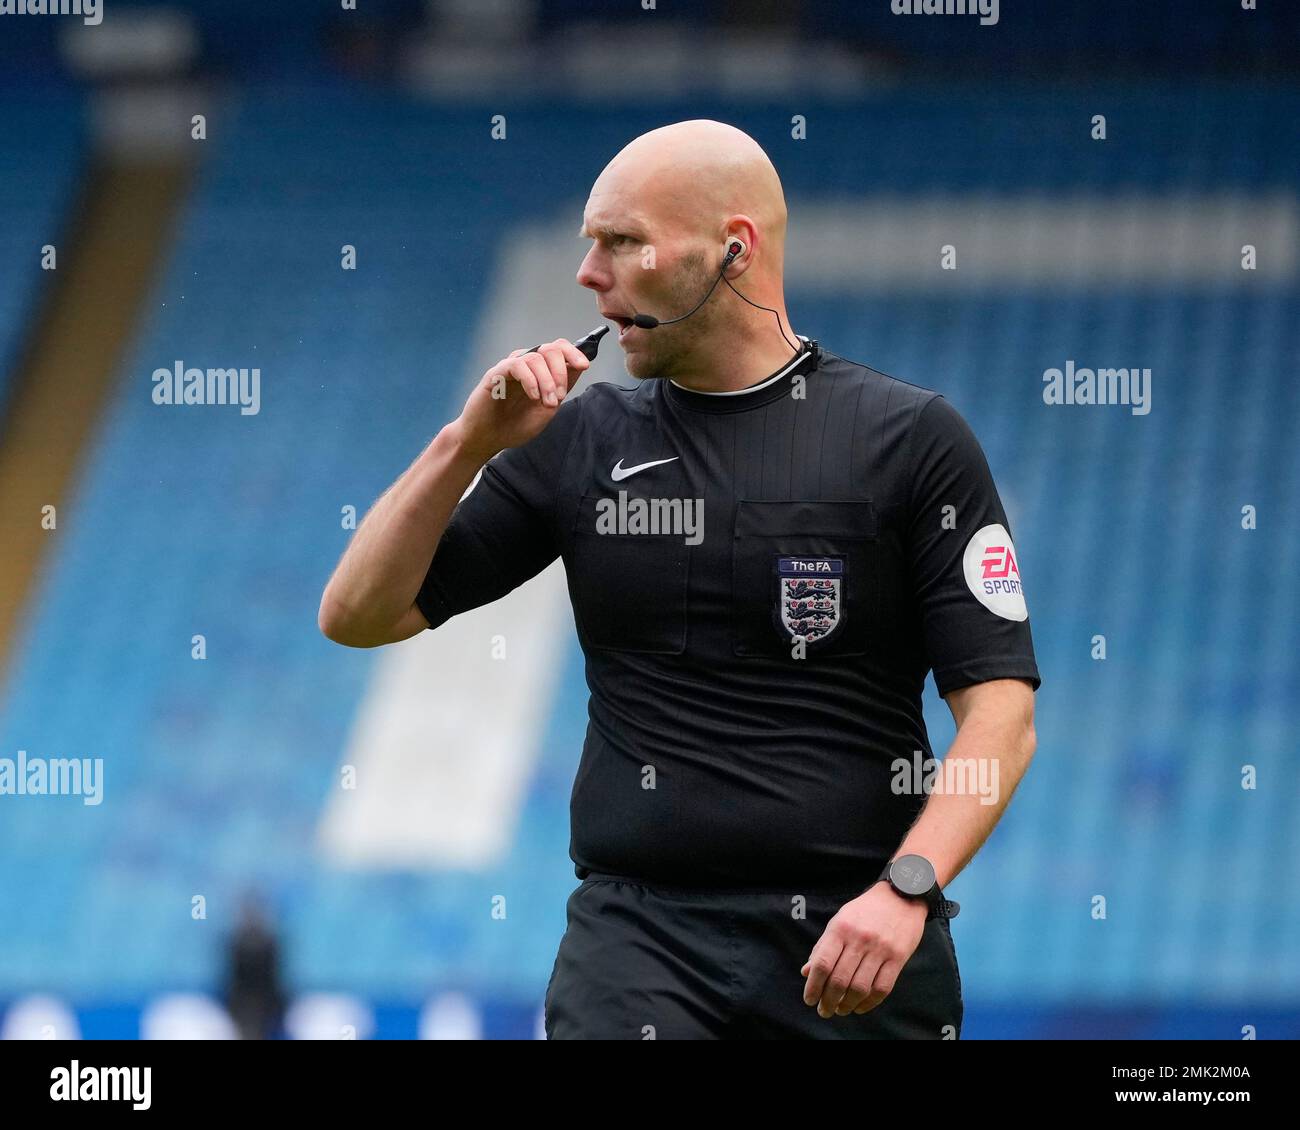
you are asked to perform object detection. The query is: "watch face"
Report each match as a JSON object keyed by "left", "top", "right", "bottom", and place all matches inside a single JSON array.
[{"left": 889, "top": 854, "right": 935, "bottom": 896}]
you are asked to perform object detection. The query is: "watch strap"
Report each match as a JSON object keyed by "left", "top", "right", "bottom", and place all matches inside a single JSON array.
[{"left": 876, "top": 859, "right": 961, "bottom": 920}]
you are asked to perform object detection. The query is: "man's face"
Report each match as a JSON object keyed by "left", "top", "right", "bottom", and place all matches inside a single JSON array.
[{"left": 577, "top": 181, "right": 718, "bottom": 381}]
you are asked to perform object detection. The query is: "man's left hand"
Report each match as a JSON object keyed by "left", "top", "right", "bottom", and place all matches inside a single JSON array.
[{"left": 800, "top": 882, "right": 929, "bottom": 1018}]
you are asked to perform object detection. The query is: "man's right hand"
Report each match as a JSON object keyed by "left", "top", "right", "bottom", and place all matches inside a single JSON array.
[
  {"left": 319, "top": 338, "right": 589, "bottom": 648},
  {"left": 451, "top": 339, "right": 591, "bottom": 461}
]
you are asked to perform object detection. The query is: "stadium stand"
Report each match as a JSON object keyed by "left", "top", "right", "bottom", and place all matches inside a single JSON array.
[{"left": 0, "top": 86, "right": 1296, "bottom": 1038}]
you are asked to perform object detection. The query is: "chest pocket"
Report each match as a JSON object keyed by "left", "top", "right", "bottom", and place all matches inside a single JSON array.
[
  {"left": 567, "top": 493, "right": 689, "bottom": 654},
  {"left": 732, "top": 500, "right": 878, "bottom": 658}
]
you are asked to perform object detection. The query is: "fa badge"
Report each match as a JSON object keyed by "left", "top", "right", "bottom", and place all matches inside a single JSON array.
[{"left": 777, "top": 556, "right": 844, "bottom": 644}]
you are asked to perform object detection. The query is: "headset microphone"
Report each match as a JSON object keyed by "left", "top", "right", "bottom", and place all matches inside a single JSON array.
[
  {"left": 630, "top": 240, "right": 745, "bottom": 330},
  {"left": 518, "top": 239, "right": 770, "bottom": 364},
  {"left": 629, "top": 238, "right": 797, "bottom": 353}
]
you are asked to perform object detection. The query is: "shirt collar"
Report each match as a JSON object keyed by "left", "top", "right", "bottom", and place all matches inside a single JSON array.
[
  {"left": 664, "top": 337, "right": 821, "bottom": 414},
  {"left": 669, "top": 337, "right": 812, "bottom": 396}
]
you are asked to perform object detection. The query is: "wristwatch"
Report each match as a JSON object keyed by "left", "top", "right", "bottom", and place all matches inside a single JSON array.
[{"left": 876, "top": 854, "right": 960, "bottom": 920}]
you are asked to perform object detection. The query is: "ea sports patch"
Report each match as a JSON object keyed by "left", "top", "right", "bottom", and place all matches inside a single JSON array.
[
  {"left": 777, "top": 556, "right": 843, "bottom": 643},
  {"left": 962, "top": 523, "right": 1028, "bottom": 621}
]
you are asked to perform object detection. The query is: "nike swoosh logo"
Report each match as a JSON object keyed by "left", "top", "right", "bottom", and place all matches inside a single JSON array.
[{"left": 611, "top": 456, "right": 679, "bottom": 482}]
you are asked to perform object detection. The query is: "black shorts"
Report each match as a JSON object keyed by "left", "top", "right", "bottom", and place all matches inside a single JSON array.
[{"left": 544, "top": 871, "right": 964, "bottom": 1040}]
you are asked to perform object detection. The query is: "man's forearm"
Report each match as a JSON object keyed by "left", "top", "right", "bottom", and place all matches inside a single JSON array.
[
  {"left": 893, "top": 703, "right": 1036, "bottom": 889},
  {"left": 318, "top": 421, "right": 488, "bottom": 647}
]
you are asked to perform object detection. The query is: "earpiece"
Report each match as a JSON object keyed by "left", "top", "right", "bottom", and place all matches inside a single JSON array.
[{"left": 624, "top": 234, "right": 795, "bottom": 353}]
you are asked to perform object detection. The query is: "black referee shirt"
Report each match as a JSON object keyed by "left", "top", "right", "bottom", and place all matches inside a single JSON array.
[{"left": 416, "top": 339, "right": 1041, "bottom": 888}]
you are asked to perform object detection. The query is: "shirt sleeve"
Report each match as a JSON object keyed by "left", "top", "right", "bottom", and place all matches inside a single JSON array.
[
  {"left": 414, "top": 396, "right": 584, "bottom": 630},
  {"left": 905, "top": 393, "right": 1041, "bottom": 696}
]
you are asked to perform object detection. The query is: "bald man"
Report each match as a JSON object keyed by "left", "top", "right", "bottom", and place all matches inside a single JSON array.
[{"left": 320, "top": 120, "right": 1040, "bottom": 1040}]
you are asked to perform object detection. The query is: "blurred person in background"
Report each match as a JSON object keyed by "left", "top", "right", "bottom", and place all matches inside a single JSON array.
[{"left": 223, "top": 892, "right": 286, "bottom": 1040}]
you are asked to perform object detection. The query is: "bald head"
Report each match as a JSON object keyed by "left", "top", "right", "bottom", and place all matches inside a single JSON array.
[
  {"left": 577, "top": 120, "right": 796, "bottom": 385},
  {"left": 591, "top": 119, "right": 787, "bottom": 259}
]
